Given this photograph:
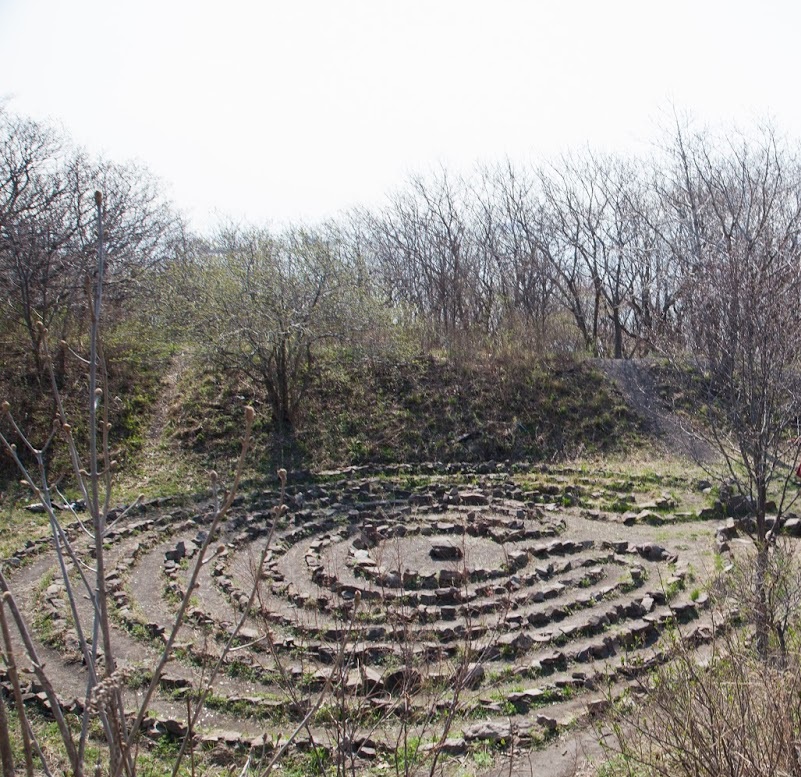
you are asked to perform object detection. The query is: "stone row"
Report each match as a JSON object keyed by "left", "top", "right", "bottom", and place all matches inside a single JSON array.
[
  {"left": 213, "top": 547, "right": 630, "bottom": 645},
  {"left": 154, "top": 563, "right": 699, "bottom": 701}
]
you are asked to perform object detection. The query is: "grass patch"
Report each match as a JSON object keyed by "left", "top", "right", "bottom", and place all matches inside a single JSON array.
[{"left": 170, "top": 352, "right": 643, "bottom": 472}]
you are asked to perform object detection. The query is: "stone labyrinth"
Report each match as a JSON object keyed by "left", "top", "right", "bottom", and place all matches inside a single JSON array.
[{"left": 6, "top": 465, "right": 720, "bottom": 768}]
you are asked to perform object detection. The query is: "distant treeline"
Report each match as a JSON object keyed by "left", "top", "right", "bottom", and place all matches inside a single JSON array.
[{"left": 3, "top": 108, "right": 801, "bottom": 431}]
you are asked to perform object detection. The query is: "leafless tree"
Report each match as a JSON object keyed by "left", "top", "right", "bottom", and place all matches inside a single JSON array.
[
  {"left": 660, "top": 123, "right": 801, "bottom": 655},
  {"left": 0, "top": 111, "right": 74, "bottom": 373},
  {"left": 365, "top": 170, "right": 491, "bottom": 347},
  {"left": 623, "top": 172, "right": 685, "bottom": 351},
  {"left": 538, "top": 153, "right": 639, "bottom": 357},
  {"left": 0, "top": 109, "right": 178, "bottom": 381},
  {"left": 187, "top": 224, "right": 364, "bottom": 433},
  {"left": 469, "top": 161, "right": 557, "bottom": 350}
]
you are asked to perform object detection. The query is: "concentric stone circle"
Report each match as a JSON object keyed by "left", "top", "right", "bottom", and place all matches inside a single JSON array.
[{"left": 3, "top": 464, "right": 717, "bottom": 765}]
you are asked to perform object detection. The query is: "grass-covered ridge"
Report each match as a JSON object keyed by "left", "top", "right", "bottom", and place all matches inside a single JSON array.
[{"left": 170, "top": 351, "right": 642, "bottom": 473}]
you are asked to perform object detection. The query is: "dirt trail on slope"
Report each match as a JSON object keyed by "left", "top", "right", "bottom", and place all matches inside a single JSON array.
[
  {"left": 145, "top": 350, "right": 188, "bottom": 447},
  {"left": 122, "top": 350, "right": 200, "bottom": 495},
  {"left": 593, "top": 358, "right": 716, "bottom": 463}
]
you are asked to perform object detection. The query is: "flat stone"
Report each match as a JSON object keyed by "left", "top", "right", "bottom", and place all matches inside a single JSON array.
[
  {"left": 636, "top": 510, "right": 665, "bottom": 525},
  {"left": 535, "top": 714, "right": 558, "bottom": 731},
  {"left": 462, "top": 721, "right": 512, "bottom": 743},
  {"left": 430, "top": 544, "right": 463, "bottom": 561},
  {"left": 784, "top": 517, "right": 801, "bottom": 536},
  {"left": 498, "top": 632, "right": 533, "bottom": 654},
  {"left": 437, "top": 737, "right": 466, "bottom": 755},
  {"left": 237, "top": 626, "right": 260, "bottom": 642},
  {"left": 586, "top": 698, "right": 611, "bottom": 717},
  {"left": 461, "top": 662, "right": 485, "bottom": 689},
  {"left": 460, "top": 492, "right": 489, "bottom": 506},
  {"left": 160, "top": 674, "right": 192, "bottom": 690}
]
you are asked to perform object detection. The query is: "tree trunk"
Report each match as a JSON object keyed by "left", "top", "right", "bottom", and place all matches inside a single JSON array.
[
  {"left": 613, "top": 309, "right": 624, "bottom": 359},
  {"left": 754, "top": 541, "right": 770, "bottom": 659}
]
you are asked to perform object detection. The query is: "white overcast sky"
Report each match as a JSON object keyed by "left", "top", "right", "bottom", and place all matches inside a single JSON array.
[{"left": 1, "top": 0, "right": 800, "bottom": 232}]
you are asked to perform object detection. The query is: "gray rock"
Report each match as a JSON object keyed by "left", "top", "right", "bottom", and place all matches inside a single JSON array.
[
  {"left": 437, "top": 737, "right": 467, "bottom": 755},
  {"left": 430, "top": 544, "right": 463, "bottom": 561},
  {"left": 382, "top": 667, "right": 422, "bottom": 694},
  {"left": 159, "top": 718, "right": 187, "bottom": 737},
  {"left": 498, "top": 632, "right": 533, "bottom": 654},
  {"left": 460, "top": 492, "right": 489, "bottom": 506},
  {"left": 159, "top": 674, "right": 192, "bottom": 690},
  {"left": 164, "top": 541, "right": 186, "bottom": 563},
  {"left": 535, "top": 714, "right": 558, "bottom": 731},
  {"left": 783, "top": 517, "right": 801, "bottom": 536},
  {"left": 586, "top": 698, "right": 611, "bottom": 717},
  {"left": 462, "top": 721, "right": 513, "bottom": 743},
  {"left": 460, "top": 662, "right": 485, "bottom": 689}
]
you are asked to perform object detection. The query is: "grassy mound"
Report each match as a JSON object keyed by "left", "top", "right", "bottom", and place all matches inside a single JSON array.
[{"left": 171, "top": 352, "right": 642, "bottom": 472}]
